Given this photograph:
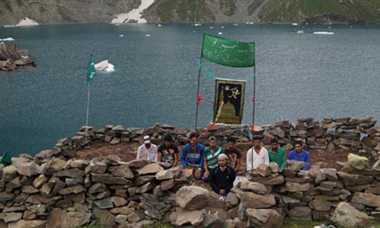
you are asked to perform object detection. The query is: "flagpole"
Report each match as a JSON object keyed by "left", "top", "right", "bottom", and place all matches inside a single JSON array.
[
  {"left": 252, "top": 65, "right": 256, "bottom": 127},
  {"left": 84, "top": 54, "right": 96, "bottom": 145},
  {"left": 194, "top": 57, "right": 202, "bottom": 130},
  {"left": 85, "top": 81, "right": 91, "bottom": 142}
]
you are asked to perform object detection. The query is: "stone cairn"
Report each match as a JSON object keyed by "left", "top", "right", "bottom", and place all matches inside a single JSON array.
[{"left": 0, "top": 116, "right": 379, "bottom": 228}]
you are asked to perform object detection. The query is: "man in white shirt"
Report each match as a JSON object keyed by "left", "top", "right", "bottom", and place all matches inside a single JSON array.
[
  {"left": 136, "top": 135, "right": 158, "bottom": 161},
  {"left": 246, "top": 134, "right": 269, "bottom": 172}
]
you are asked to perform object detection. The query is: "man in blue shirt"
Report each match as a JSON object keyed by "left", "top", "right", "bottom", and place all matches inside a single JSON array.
[
  {"left": 287, "top": 141, "right": 310, "bottom": 170},
  {"left": 180, "top": 132, "right": 205, "bottom": 179}
]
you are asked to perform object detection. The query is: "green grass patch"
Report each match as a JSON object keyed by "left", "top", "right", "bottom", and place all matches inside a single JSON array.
[{"left": 283, "top": 219, "right": 323, "bottom": 228}]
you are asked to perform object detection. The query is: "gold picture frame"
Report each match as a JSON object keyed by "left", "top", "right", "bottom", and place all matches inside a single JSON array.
[{"left": 213, "top": 78, "right": 246, "bottom": 124}]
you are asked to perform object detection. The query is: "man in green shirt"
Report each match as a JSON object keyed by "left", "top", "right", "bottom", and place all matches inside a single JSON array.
[
  {"left": 268, "top": 138, "right": 286, "bottom": 172},
  {"left": 204, "top": 136, "right": 224, "bottom": 178}
]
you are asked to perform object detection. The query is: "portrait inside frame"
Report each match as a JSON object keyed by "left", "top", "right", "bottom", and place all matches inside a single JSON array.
[{"left": 213, "top": 78, "right": 246, "bottom": 124}]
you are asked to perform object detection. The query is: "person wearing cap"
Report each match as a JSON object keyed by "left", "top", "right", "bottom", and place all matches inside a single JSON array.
[
  {"left": 268, "top": 138, "right": 287, "bottom": 172},
  {"left": 157, "top": 134, "right": 179, "bottom": 168},
  {"left": 180, "top": 132, "right": 205, "bottom": 178},
  {"left": 246, "top": 134, "right": 269, "bottom": 172},
  {"left": 136, "top": 135, "right": 158, "bottom": 162},
  {"left": 224, "top": 137, "right": 241, "bottom": 172},
  {"left": 204, "top": 136, "right": 224, "bottom": 178},
  {"left": 209, "top": 153, "right": 236, "bottom": 196},
  {"left": 288, "top": 141, "right": 310, "bottom": 170}
]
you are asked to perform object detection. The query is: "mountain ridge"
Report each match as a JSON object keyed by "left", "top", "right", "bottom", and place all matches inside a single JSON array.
[{"left": 1, "top": 0, "right": 380, "bottom": 25}]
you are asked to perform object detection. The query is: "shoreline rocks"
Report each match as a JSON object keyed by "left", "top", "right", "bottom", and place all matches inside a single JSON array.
[{"left": 0, "top": 41, "right": 35, "bottom": 71}]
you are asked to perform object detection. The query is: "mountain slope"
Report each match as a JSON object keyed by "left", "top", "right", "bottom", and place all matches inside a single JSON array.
[{"left": 1, "top": 0, "right": 380, "bottom": 25}]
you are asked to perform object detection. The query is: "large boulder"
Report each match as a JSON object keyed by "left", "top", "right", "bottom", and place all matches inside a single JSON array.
[
  {"left": 1, "top": 212, "right": 23, "bottom": 223},
  {"left": 8, "top": 220, "right": 46, "bottom": 228},
  {"left": 238, "top": 181, "right": 268, "bottom": 194},
  {"left": 170, "top": 209, "right": 205, "bottom": 226},
  {"left": 109, "top": 164, "right": 134, "bottom": 179},
  {"left": 91, "top": 174, "right": 130, "bottom": 185},
  {"left": 85, "top": 159, "right": 108, "bottom": 174},
  {"left": 347, "top": 153, "right": 369, "bottom": 170},
  {"left": 46, "top": 206, "right": 91, "bottom": 228},
  {"left": 331, "top": 202, "right": 370, "bottom": 228},
  {"left": 246, "top": 209, "right": 284, "bottom": 228},
  {"left": 127, "top": 160, "right": 152, "bottom": 169},
  {"left": 337, "top": 172, "right": 373, "bottom": 186},
  {"left": 2, "top": 165, "right": 17, "bottom": 181},
  {"left": 309, "top": 199, "right": 334, "bottom": 212},
  {"left": 138, "top": 163, "right": 163, "bottom": 175},
  {"left": 176, "top": 186, "right": 213, "bottom": 210},
  {"left": 351, "top": 192, "right": 380, "bottom": 208},
  {"left": 12, "top": 157, "right": 41, "bottom": 176},
  {"left": 288, "top": 206, "right": 311, "bottom": 219},
  {"left": 33, "top": 175, "right": 48, "bottom": 188},
  {"left": 285, "top": 182, "right": 311, "bottom": 192},
  {"left": 155, "top": 167, "right": 180, "bottom": 180},
  {"left": 35, "top": 149, "right": 59, "bottom": 160},
  {"left": 236, "top": 191, "right": 276, "bottom": 209}
]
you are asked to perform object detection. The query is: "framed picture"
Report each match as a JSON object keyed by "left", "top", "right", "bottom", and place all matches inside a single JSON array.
[{"left": 213, "top": 78, "right": 246, "bottom": 124}]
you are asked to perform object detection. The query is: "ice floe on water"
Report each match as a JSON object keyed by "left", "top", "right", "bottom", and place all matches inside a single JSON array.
[
  {"left": 145, "top": 34, "right": 151, "bottom": 37},
  {"left": 95, "top": 60, "right": 115, "bottom": 73},
  {"left": 296, "top": 30, "right": 304, "bottom": 34},
  {"left": 0, "top": 37, "right": 15, "bottom": 42},
  {"left": 218, "top": 32, "right": 223, "bottom": 35},
  {"left": 111, "top": 0, "right": 155, "bottom": 24},
  {"left": 194, "top": 23, "right": 202, "bottom": 27},
  {"left": 313, "top": 31, "right": 335, "bottom": 35}
]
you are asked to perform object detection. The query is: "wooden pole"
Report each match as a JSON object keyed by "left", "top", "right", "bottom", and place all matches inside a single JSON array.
[{"left": 194, "top": 58, "right": 202, "bottom": 130}]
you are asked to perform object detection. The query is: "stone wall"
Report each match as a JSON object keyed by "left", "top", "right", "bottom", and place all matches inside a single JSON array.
[
  {"left": 1, "top": 116, "right": 380, "bottom": 227},
  {"left": 0, "top": 152, "right": 379, "bottom": 227},
  {"left": 56, "top": 116, "right": 379, "bottom": 164}
]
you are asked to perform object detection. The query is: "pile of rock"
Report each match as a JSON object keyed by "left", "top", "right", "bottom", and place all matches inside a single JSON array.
[
  {"left": 55, "top": 117, "right": 378, "bottom": 164},
  {"left": 1, "top": 152, "right": 380, "bottom": 227},
  {"left": 0, "top": 41, "right": 35, "bottom": 71},
  {"left": 0, "top": 155, "right": 190, "bottom": 227},
  {"left": 266, "top": 117, "right": 376, "bottom": 157}
]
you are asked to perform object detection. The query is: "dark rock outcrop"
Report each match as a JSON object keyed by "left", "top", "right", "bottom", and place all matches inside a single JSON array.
[{"left": 0, "top": 42, "right": 35, "bottom": 71}]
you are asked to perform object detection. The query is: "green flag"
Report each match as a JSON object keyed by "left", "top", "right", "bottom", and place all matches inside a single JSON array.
[
  {"left": 87, "top": 55, "right": 96, "bottom": 82},
  {"left": 201, "top": 33, "right": 255, "bottom": 68}
]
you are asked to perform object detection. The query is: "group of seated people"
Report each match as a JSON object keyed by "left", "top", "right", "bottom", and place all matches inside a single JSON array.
[{"left": 136, "top": 132, "right": 310, "bottom": 198}]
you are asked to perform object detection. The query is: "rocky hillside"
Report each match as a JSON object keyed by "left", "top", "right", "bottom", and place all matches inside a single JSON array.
[{"left": 1, "top": 0, "right": 380, "bottom": 25}]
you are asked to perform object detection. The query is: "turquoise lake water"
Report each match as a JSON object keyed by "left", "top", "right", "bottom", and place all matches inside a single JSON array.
[{"left": 1, "top": 24, "right": 380, "bottom": 154}]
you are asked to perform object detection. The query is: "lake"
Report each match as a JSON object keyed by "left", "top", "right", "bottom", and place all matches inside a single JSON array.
[{"left": 1, "top": 23, "right": 380, "bottom": 154}]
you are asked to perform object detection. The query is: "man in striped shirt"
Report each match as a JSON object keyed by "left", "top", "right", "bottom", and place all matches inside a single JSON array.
[{"left": 204, "top": 136, "right": 224, "bottom": 179}]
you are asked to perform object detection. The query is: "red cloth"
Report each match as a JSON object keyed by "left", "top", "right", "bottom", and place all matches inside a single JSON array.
[{"left": 196, "top": 95, "right": 203, "bottom": 105}]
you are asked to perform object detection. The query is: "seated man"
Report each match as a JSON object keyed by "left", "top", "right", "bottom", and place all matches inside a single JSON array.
[
  {"left": 268, "top": 138, "right": 286, "bottom": 172},
  {"left": 180, "top": 132, "right": 205, "bottom": 178},
  {"left": 209, "top": 154, "right": 236, "bottom": 197},
  {"left": 204, "top": 136, "right": 224, "bottom": 178},
  {"left": 158, "top": 134, "right": 179, "bottom": 168},
  {"left": 224, "top": 137, "right": 241, "bottom": 173},
  {"left": 246, "top": 134, "right": 269, "bottom": 172},
  {"left": 288, "top": 141, "right": 310, "bottom": 170},
  {"left": 136, "top": 135, "right": 158, "bottom": 161}
]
